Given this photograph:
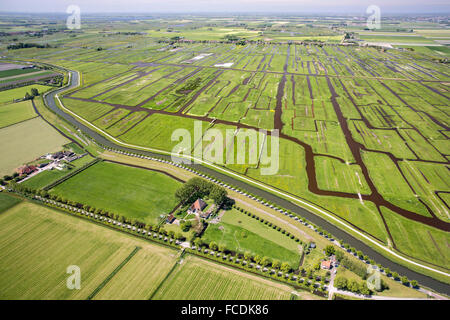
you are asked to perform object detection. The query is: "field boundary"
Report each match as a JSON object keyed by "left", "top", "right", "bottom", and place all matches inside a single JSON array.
[
  {"left": 42, "top": 158, "right": 101, "bottom": 191},
  {"left": 148, "top": 256, "right": 183, "bottom": 300},
  {"left": 0, "top": 115, "right": 40, "bottom": 130},
  {"left": 86, "top": 246, "right": 141, "bottom": 300}
]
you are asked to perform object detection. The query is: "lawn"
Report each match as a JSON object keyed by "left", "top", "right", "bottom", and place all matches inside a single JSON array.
[
  {"left": 0, "top": 117, "right": 69, "bottom": 176},
  {"left": 0, "top": 100, "right": 36, "bottom": 128},
  {"left": 151, "top": 255, "right": 293, "bottom": 300},
  {"left": 50, "top": 161, "right": 182, "bottom": 225},
  {"left": 202, "top": 208, "right": 302, "bottom": 267}
]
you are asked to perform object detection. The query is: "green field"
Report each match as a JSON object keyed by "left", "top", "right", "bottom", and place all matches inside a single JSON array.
[
  {"left": 202, "top": 208, "right": 302, "bottom": 267},
  {"left": 0, "top": 68, "right": 39, "bottom": 78},
  {"left": 1, "top": 13, "right": 449, "bottom": 288},
  {"left": 50, "top": 161, "right": 182, "bottom": 225},
  {"left": 93, "top": 247, "right": 178, "bottom": 300},
  {"left": 0, "top": 117, "right": 69, "bottom": 176},
  {"left": 0, "top": 192, "right": 21, "bottom": 213},
  {"left": 0, "top": 85, "right": 52, "bottom": 104},
  {"left": 0, "top": 197, "right": 296, "bottom": 300},
  {"left": 381, "top": 206, "right": 450, "bottom": 268},
  {"left": 0, "top": 100, "right": 36, "bottom": 128},
  {"left": 0, "top": 199, "right": 180, "bottom": 300},
  {"left": 152, "top": 255, "right": 293, "bottom": 300}
]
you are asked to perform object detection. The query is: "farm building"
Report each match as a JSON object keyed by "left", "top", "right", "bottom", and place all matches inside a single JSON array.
[
  {"left": 321, "top": 260, "right": 332, "bottom": 270},
  {"left": 189, "top": 198, "right": 207, "bottom": 214},
  {"left": 166, "top": 214, "right": 176, "bottom": 224},
  {"left": 17, "top": 165, "right": 37, "bottom": 175}
]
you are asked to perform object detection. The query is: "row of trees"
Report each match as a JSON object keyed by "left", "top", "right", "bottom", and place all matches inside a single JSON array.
[
  {"left": 191, "top": 238, "right": 292, "bottom": 273},
  {"left": 235, "top": 206, "right": 303, "bottom": 244},
  {"left": 24, "top": 87, "right": 40, "bottom": 100},
  {"left": 8, "top": 184, "right": 187, "bottom": 242},
  {"left": 7, "top": 42, "right": 52, "bottom": 50},
  {"left": 334, "top": 276, "right": 372, "bottom": 296}
]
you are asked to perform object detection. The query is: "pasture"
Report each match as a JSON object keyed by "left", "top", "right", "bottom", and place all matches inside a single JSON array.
[
  {"left": 0, "top": 85, "right": 52, "bottom": 105},
  {"left": 202, "top": 208, "right": 302, "bottom": 267},
  {"left": 0, "top": 117, "right": 69, "bottom": 176},
  {"left": 0, "top": 100, "right": 36, "bottom": 128},
  {"left": 49, "top": 161, "right": 182, "bottom": 225},
  {"left": 0, "top": 200, "right": 179, "bottom": 300},
  {"left": 2, "top": 18, "right": 449, "bottom": 275},
  {"left": 151, "top": 256, "right": 293, "bottom": 300}
]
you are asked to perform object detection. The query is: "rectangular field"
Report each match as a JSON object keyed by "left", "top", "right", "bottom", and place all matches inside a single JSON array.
[
  {"left": 0, "top": 100, "right": 36, "bottom": 128},
  {"left": 0, "top": 201, "right": 154, "bottom": 299},
  {"left": 0, "top": 117, "right": 69, "bottom": 176},
  {"left": 202, "top": 208, "right": 302, "bottom": 267},
  {"left": 151, "top": 256, "right": 293, "bottom": 300},
  {"left": 49, "top": 161, "right": 182, "bottom": 225},
  {"left": 0, "top": 85, "right": 52, "bottom": 105}
]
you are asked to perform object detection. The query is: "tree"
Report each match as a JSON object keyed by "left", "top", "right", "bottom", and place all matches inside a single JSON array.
[
  {"left": 401, "top": 276, "right": 409, "bottom": 286},
  {"left": 193, "top": 238, "right": 202, "bottom": 247},
  {"left": 218, "top": 244, "right": 226, "bottom": 252},
  {"left": 335, "top": 276, "right": 348, "bottom": 290},
  {"left": 244, "top": 251, "right": 251, "bottom": 260},
  {"left": 209, "top": 241, "right": 218, "bottom": 251},
  {"left": 30, "top": 88, "right": 39, "bottom": 97},
  {"left": 175, "top": 177, "right": 214, "bottom": 203},
  {"left": 360, "top": 283, "right": 371, "bottom": 296},
  {"left": 261, "top": 256, "right": 271, "bottom": 267},
  {"left": 348, "top": 279, "right": 360, "bottom": 293},
  {"left": 280, "top": 262, "right": 291, "bottom": 273},
  {"left": 176, "top": 233, "right": 184, "bottom": 241},
  {"left": 180, "top": 221, "right": 192, "bottom": 232},
  {"left": 254, "top": 255, "right": 262, "bottom": 264},
  {"left": 410, "top": 280, "right": 418, "bottom": 288},
  {"left": 325, "top": 245, "right": 335, "bottom": 256},
  {"left": 335, "top": 250, "right": 344, "bottom": 261},
  {"left": 209, "top": 185, "right": 227, "bottom": 205},
  {"left": 272, "top": 259, "right": 281, "bottom": 269}
]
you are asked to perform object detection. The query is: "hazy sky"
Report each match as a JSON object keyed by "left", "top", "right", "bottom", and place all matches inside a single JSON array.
[{"left": 1, "top": 0, "right": 449, "bottom": 14}]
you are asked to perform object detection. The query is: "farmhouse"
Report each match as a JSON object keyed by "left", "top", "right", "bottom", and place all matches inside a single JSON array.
[
  {"left": 166, "top": 214, "right": 176, "bottom": 224},
  {"left": 17, "top": 165, "right": 37, "bottom": 175},
  {"left": 189, "top": 198, "right": 207, "bottom": 214},
  {"left": 321, "top": 260, "right": 332, "bottom": 270}
]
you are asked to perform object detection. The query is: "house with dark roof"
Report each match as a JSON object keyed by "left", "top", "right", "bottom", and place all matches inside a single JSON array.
[{"left": 166, "top": 214, "right": 176, "bottom": 224}]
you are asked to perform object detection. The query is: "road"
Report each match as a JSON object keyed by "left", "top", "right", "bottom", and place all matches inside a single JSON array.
[{"left": 42, "top": 69, "right": 450, "bottom": 296}]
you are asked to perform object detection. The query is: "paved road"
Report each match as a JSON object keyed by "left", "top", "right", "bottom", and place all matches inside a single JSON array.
[{"left": 43, "top": 70, "right": 450, "bottom": 296}]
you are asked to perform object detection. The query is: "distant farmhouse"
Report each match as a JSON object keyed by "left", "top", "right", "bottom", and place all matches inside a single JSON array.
[{"left": 17, "top": 165, "right": 37, "bottom": 176}]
